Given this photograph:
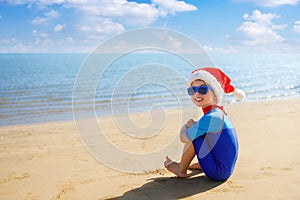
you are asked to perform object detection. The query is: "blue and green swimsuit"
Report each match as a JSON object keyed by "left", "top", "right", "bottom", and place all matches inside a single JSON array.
[{"left": 184, "top": 105, "right": 238, "bottom": 181}]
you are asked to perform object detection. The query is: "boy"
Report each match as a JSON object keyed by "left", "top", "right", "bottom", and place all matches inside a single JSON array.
[{"left": 164, "top": 67, "right": 245, "bottom": 180}]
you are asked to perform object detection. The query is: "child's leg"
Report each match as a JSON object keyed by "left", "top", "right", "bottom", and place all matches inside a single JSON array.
[
  {"left": 188, "top": 162, "right": 202, "bottom": 170},
  {"left": 193, "top": 132, "right": 237, "bottom": 180},
  {"left": 164, "top": 142, "right": 196, "bottom": 178}
]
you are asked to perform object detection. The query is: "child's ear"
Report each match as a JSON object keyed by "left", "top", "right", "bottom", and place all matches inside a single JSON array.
[{"left": 213, "top": 94, "right": 217, "bottom": 103}]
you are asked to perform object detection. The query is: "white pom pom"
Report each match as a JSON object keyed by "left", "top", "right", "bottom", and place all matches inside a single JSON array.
[{"left": 233, "top": 88, "right": 246, "bottom": 101}]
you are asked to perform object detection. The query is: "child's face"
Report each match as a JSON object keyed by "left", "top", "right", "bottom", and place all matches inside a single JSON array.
[{"left": 190, "top": 80, "right": 216, "bottom": 108}]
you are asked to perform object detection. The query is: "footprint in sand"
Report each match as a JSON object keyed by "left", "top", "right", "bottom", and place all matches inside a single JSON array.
[
  {"left": 26, "top": 192, "right": 39, "bottom": 200},
  {"left": 254, "top": 164, "right": 298, "bottom": 179},
  {"left": 260, "top": 167, "right": 275, "bottom": 177},
  {"left": 280, "top": 167, "right": 292, "bottom": 171},
  {"left": 0, "top": 172, "right": 30, "bottom": 184},
  {"left": 288, "top": 162, "right": 300, "bottom": 167},
  {"left": 14, "top": 173, "right": 30, "bottom": 180},
  {"left": 212, "top": 180, "right": 246, "bottom": 193},
  {"left": 54, "top": 182, "right": 75, "bottom": 200}
]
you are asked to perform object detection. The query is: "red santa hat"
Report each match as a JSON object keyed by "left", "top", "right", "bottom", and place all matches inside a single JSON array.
[{"left": 187, "top": 67, "right": 246, "bottom": 104}]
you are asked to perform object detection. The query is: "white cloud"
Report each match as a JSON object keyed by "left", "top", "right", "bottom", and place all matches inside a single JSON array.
[
  {"left": 237, "top": 22, "right": 284, "bottom": 45},
  {"left": 10, "top": 42, "right": 30, "bottom": 53},
  {"left": 203, "top": 45, "right": 238, "bottom": 53},
  {"left": 33, "top": 30, "right": 49, "bottom": 38},
  {"left": 293, "top": 20, "right": 300, "bottom": 34},
  {"left": 3, "top": 0, "right": 65, "bottom": 8},
  {"left": 66, "top": 36, "right": 74, "bottom": 43},
  {"left": 0, "top": 37, "right": 32, "bottom": 53},
  {"left": 3, "top": 0, "right": 198, "bottom": 28},
  {"left": 44, "top": 9, "right": 59, "bottom": 18},
  {"left": 243, "top": 10, "right": 279, "bottom": 25},
  {"left": 56, "top": 36, "right": 75, "bottom": 46},
  {"left": 230, "top": 10, "right": 287, "bottom": 45},
  {"left": 22, "top": 0, "right": 197, "bottom": 26},
  {"left": 152, "top": 0, "right": 197, "bottom": 13},
  {"left": 31, "top": 9, "right": 59, "bottom": 24},
  {"left": 76, "top": 17, "right": 125, "bottom": 45},
  {"left": 54, "top": 24, "right": 64, "bottom": 32},
  {"left": 65, "top": 0, "right": 197, "bottom": 46},
  {"left": 0, "top": 38, "right": 18, "bottom": 44},
  {"left": 78, "top": 18, "right": 124, "bottom": 35},
  {"left": 31, "top": 16, "right": 47, "bottom": 24},
  {"left": 32, "top": 30, "right": 53, "bottom": 45},
  {"left": 232, "top": 0, "right": 300, "bottom": 7},
  {"left": 70, "top": 0, "right": 161, "bottom": 26},
  {"left": 1, "top": 0, "right": 198, "bottom": 52}
]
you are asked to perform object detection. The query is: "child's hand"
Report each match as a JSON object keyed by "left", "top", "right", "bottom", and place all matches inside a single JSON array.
[
  {"left": 179, "top": 119, "right": 197, "bottom": 143},
  {"left": 185, "top": 119, "right": 196, "bottom": 128}
]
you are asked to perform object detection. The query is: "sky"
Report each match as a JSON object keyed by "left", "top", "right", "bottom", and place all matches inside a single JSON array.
[{"left": 0, "top": 0, "right": 300, "bottom": 53}]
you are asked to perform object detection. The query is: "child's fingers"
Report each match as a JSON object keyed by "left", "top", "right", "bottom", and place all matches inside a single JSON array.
[{"left": 186, "top": 119, "right": 196, "bottom": 127}]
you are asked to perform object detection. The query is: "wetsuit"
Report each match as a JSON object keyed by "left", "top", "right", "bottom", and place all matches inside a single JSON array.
[{"left": 184, "top": 105, "right": 238, "bottom": 181}]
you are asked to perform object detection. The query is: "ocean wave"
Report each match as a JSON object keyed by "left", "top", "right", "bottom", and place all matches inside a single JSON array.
[{"left": 1, "top": 53, "right": 300, "bottom": 126}]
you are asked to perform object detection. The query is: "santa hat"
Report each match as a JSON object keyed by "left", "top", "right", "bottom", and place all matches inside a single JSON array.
[{"left": 187, "top": 67, "right": 246, "bottom": 104}]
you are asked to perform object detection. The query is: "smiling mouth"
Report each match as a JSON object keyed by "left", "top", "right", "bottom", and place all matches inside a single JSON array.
[{"left": 194, "top": 97, "right": 204, "bottom": 103}]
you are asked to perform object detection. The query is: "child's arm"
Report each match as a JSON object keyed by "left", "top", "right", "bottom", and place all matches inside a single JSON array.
[
  {"left": 180, "top": 119, "right": 196, "bottom": 143},
  {"left": 180, "top": 110, "right": 224, "bottom": 143}
]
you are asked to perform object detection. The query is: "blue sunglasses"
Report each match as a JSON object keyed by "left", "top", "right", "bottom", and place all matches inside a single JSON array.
[{"left": 187, "top": 85, "right": 211, "bottom": 96}]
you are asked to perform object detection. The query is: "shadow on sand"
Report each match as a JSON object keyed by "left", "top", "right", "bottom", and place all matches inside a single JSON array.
[{"left": 107, "top": 171, "right": 225, "bottom": 200}]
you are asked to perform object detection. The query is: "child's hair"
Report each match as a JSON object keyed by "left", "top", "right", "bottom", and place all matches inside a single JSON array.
[{"left": 192, "top": 79, "right": 209, "bottom": 86}]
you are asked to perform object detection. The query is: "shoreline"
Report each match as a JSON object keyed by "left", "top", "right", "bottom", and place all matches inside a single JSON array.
[
  {"left": 1, "top": 98, "right": 300, "bottom": 199},
  {"left": 1, "top": 96, "right": 299, "bottom": 128}
]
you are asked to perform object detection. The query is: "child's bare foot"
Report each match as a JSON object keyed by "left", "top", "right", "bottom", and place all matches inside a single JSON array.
[
  {"left": 188, "top": 163, "right": 202, "bottom": 171},
  {"left": 164, "top": 156, "right": 187, "bottom": 178}
]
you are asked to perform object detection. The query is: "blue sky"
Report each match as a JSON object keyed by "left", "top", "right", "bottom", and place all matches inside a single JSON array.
[{"left": 0, "top": 0, "right": 300, "bottom": 53}]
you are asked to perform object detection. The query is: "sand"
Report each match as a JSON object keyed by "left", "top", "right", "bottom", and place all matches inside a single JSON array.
[{"left": 1, "top": 98, "right": 300, "bottom": 200}]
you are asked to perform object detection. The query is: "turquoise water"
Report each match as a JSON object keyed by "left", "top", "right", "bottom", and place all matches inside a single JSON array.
[{"left": 0, "top": 53, "right": 299, "bottom": 126}]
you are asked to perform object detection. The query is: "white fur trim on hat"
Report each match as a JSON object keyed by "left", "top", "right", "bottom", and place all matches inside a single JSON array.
[
  {"left": 188, "top": 70, "right": 223, "bottom": 104},
  {"left": 233, "top": 88, "right": 246, "bottom": 101}
]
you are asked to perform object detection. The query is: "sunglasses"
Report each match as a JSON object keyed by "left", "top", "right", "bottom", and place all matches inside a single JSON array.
[{"left": 187, "top": 85, "right": 211, "bottom": 96}]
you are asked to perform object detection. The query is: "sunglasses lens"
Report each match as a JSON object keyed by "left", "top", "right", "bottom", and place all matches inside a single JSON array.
[
  {"left": 187, "top": 87, "right": 195, "bottom": 96},
  {"left": 187, "top": 86, "right": 209, "bottom": 96},
  {"left": 198, "top": 86, "right": 208, "bottom": 94}
]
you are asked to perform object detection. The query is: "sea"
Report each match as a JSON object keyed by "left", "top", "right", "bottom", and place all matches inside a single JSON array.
[{"left": 0, "top": 53, "right": 300, "bottom": 126}]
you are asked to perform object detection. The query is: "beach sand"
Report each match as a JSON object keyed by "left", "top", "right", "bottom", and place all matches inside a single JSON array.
[{"left": 1, "top": 98, "right": 300, "bottom": 199}]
